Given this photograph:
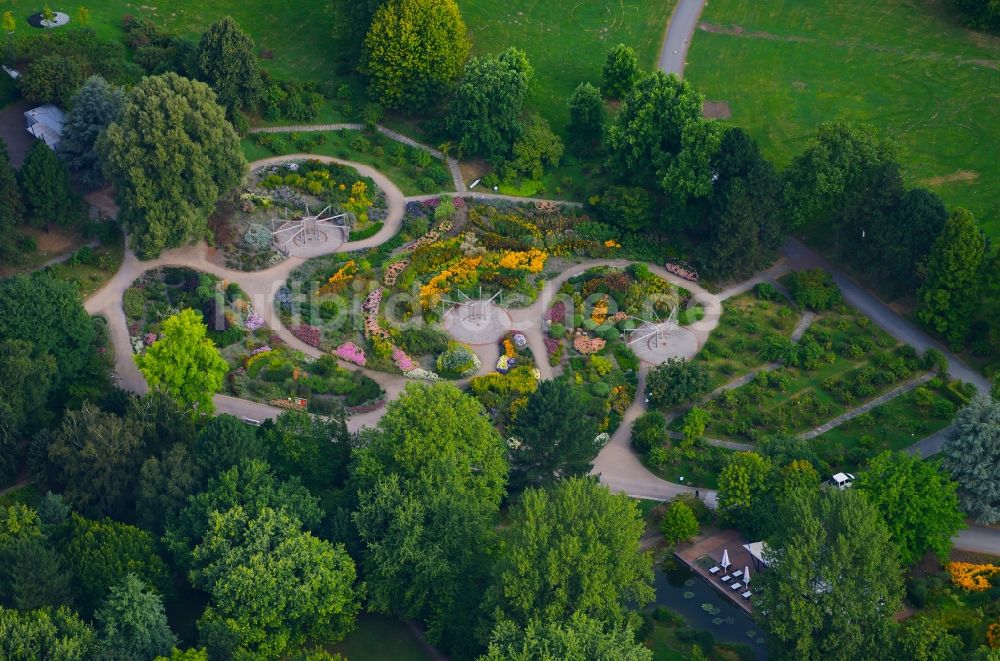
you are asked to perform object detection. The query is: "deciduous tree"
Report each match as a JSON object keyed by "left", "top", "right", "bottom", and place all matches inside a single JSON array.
[
  {"left": 855, "top": 451, "right": 965, "bottom": 565},
  {"left": 65, "top": 513, "right": 172, "bottom": 613},
  {"left": 601, "top": 44, "right": 640, "bottom": 99},
  {"left": 917, "top": 208, "right": 987, "bottom": 348},
  {"left": 0, "top": 273, "right": 98, "bottom": 396},
  {"left": 605, "top": 71, "right": 707, "bottom": 202},
  {"left": 782, "top": 122, "right": 899, "bottom": 228},
  {"left": 481, "top": 613, "right": 652, "bottom": 661},
  {"left": 136, "top": 309, "right": 229, "bottom": 413},
  {"left": 507, "top": 114, "right": 563, "bottom": 180},
  {"left": 19, "top": 139, "right": 78, "bottom": 230},
  {"left": 352, "top": 382, "right": 508, "bottom": 657},
  {"left": 484, "top": 477, "right": 653, "bottom": 631},
  {"left": 0, "top": 605, "right": 96, "bottom": 660},
  {"left": 661, "top": 500, "right": 699, "bottom": 544},
  {"left": 100, "top": 73, "right": 246, "bottom": 258},
  {"left": 58, "top": 76, "right": 125, "bottom": 188},
  {"left": 756, "top": 488, "right": 903, "bottom": 659},
  {"left": 941, "top": 394, "right": 1000, "bottom": 524},
  {"left": 446, "top": 47, "right": 532, "bottom": 163},
  {"left": 361, "top": 0, "right": 470, "bottom": 111},
  {"left": 646, "top": 358, "right": 709, "bottom": 407},
  {"left": 164, "top": 459, "right": 322, "bottom": 570},
  {"left": 0, "top": 138, "right": 21, "bottom": 255},
  {"left": 19, "top": 53, "right": 86, "bottom": 105},
  {"left": 191, "top": 506, "right": 359, "bottom": 658},
  {"left": 510, "top": 379, "right": 600, "bottom": 488},
  {"left": 196, "top": 16, "right": 263, "bottom": 113},
  {"left": 896, "top": 614, "right": 963, "bottom": 661}
]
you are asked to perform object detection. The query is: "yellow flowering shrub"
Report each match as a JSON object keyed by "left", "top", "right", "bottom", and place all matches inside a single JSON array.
[
  {"left": 322, "top": 260, "right": 356, "bottom": 294},
  {"left": 946, "top": 562, "right": 1000, "bottom": 591},
  {"left": 419, "top": 256, "right": 483, "bottom": 307},
  {"left": 987, "top": 619, "right": 1000, "bottom": 649},
  {"left": 591, "top": 296, "right": 609, "bottom": 324},
  {"left": 497, "top": 248, "right": 547, "bottom": 273}
]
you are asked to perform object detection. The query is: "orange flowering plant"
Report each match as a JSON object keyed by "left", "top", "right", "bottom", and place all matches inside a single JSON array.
[{"left": 946, "top": 562, "right": 1000, "bottom": 592}]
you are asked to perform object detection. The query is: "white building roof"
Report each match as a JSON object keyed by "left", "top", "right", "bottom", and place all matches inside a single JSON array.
[{"left": 24, "top": 104, "right": 66, "bottom": 149}]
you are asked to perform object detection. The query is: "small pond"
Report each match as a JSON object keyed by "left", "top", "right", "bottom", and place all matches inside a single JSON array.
[{"left": 652, "top": 563, "right": 769, "bottom": 660}]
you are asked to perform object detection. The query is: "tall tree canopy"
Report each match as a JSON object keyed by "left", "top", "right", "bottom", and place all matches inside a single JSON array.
[
  {"left": 481, "top": 613, "right": 652, "bottom": 661},
  {"left": 510, "top": 379, "right": 600, "bottom": 489},
  {"left": 95, "top": 574, "right": 177, "bottom": 660},
  {"left": 446, "top": 47, "right": 533, "bottom": 163},
  {"left": 100, "top": 72, "right": 246, "bottom": 258},
  {"left": 165, "top": 459, "right": 322, "bottom": 571},
  {"left": 606, "top": 71, "right": 718, "bottom": 206},
  {"left": 867, "top": 187, "right": 948, "bottom": 297},
  {"left": 941, "top": 394, "right": 1000, "bottom": 524},
  {"left": 0, "top": 137, "right": 21, "bottom": 261},
  {"left": 18, "top": 139, "right": 78, "bottom": 230},
  {"left": 782, "top": 122, "right": 899, "bottom": 228},
  {"left": 0, "top": 272, "right": 101, "bottom": 398},
  {"left": 917, "top": 207, "right": 987, "bottom": 348},
  {"left": 0, "top": 605, "right": 96, "bottom": 660},
  {"left": 855, "top": 451, "right": 965, "bottom": 565},
  {"left": 64, "top": 513, "right": 172, "bottom": 613},
  {"left": 756, "top": 488, "right": 903, "bottom": 660},
  {"left": 601, "top": 44, "right": 641, "bottom": 99},
  {"left": 48, "top": 403, "right": 147, "bottom": 519},
  {"left": 361, "top": 0, "right": 470, "bottom": 111},
  {"left": 352, "top": 382, "right": 508, "bottom": 657},
  {"left": 190, "top": 506, "right": 359, "bottom": 659},
  {"left": 58, "top": 75, "right": 125, "bottom": 188},
  {"left": 698, "top": 127, "right": 784, "bottom": 281},
  {"left": 484, "top": 477, "right": 653, "bottom": 631},
  {"left": 196, "top": 16, "right": 263, "bottom": 113},
  {"left": 136, "top": 309, "right": 229, "bottom": 413},
  {"left": 567, "top": 82, "right": 606, "bottom": 152}
]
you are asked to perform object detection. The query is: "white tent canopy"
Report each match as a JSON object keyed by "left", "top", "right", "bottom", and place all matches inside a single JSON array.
[{"left": 743, "top": 541, "right": 769, "bottom": 571}]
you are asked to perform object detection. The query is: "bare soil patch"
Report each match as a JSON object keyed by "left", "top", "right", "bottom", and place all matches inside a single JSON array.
[
  {"left": 920, "top": 170, "right": 980, "bottom": 186},
  {"left": 698, "top": 22, "right": 814, "bottom": 43},
  {"left": 703, "top": 101, "right": 732, "bottom": 119}
]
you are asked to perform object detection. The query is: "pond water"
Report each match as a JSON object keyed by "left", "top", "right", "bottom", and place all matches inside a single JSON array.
[{"left": 652, "top": 563, "right": 770, "bottom": 660}]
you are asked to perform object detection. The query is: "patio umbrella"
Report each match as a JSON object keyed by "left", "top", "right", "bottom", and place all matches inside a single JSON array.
[
  {"left": 721, "top": 549, "right": 730, "bottom": 572},
  {"left": 744, "top": 566, "right": 751, "bottom": 587}
]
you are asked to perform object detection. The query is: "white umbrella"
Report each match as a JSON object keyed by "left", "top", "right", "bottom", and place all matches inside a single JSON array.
[
  {"left": 744, "top": 566, "right": 751, "bottom": 587},
  {"left": 721, "top": 549, "right": 730, "bottom": 572}
]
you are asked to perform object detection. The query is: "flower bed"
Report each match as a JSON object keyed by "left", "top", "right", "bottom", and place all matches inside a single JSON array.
[
  {"left": 334, "top": 342, "right": 367, "bottom": 366},
  {"left": 124, "top": 267, "right": 261, "bottom": 354}
]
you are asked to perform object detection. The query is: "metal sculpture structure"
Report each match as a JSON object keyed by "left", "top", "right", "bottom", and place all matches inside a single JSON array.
[{"left": 271, "top": 204, "right": 351, "bottom": 253}]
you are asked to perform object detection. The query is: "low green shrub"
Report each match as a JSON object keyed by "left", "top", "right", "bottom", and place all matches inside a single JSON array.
[{"left": 349, "top": 222, "right": 384, "bottom": 242}]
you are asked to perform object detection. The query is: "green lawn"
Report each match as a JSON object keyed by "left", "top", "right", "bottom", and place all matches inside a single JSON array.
[
  {"left": 328, "top": 614, "right": 435, "bottom": 661},
  {"left": 458, "top": 0, "right": 677, "bottom": 132},
  {"left": 685, "top": 0, "right": 1000, "bottom": 237},
  {"left": 31, "top": 1, "right": 344, "bottom": 82}
]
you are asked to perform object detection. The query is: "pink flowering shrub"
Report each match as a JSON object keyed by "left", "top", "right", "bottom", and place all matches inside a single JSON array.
[
  {"left": 362, "top": 288, "right": 390, "bottom": 339},
  {"left": 573, "top": 335, "right": 606, "bottom": 355},
  {"left": 546, "top": 301, "right": 566, "bottom": 325},
  {"left": 245, "top": 311, "right": 265, "bottom": 331},
  {"left": 334, "top": 342, "right": 367, "bottom": 366},
  {"left": 250, "top": 345, "right": 272, "bottom": 356},
  {"left": 383, "top": 260, "right": 410, "bottom": 286},
  {"left": 392, "top": 346, "right": 417, "bottom": 372},
  {"left": 292, "top": 324, "right": 321, "bottom": 347},
  {"left": 143, "top": 332, "right": 158, "bottom": 346}
]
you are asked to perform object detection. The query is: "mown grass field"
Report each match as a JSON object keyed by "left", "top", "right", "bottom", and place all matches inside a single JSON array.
[
  {"left": 328, "top": 614, "right": 435, "bottom": 661},
  {"left": 26, "top": 0, "right": 342, "bottom": 82},
  {"left": 458, "top": 0, "right": 677, "bottom": 131},
  {"left": 685, "top": 0, "right": 1000, "bottom": 236}
]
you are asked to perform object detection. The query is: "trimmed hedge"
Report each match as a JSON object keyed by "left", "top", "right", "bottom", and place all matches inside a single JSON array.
[{"left": 349, "top": 222, "right": 384, "bottom": 241}]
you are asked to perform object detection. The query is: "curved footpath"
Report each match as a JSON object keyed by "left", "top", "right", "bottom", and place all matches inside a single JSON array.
[
  {"left": 83, "top": 153, "right": 1000, "bottom": 552},
  {"left": 659, "top": 0, "right": 708, "bottom": 76}
]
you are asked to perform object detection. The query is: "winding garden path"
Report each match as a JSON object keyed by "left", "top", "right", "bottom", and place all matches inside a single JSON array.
[
  {"left": 659, "top": 0, "right": 708, "bottom": 76},
  {"left": 82, "top": 152, "right": 1000, "bottom": 552}
]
